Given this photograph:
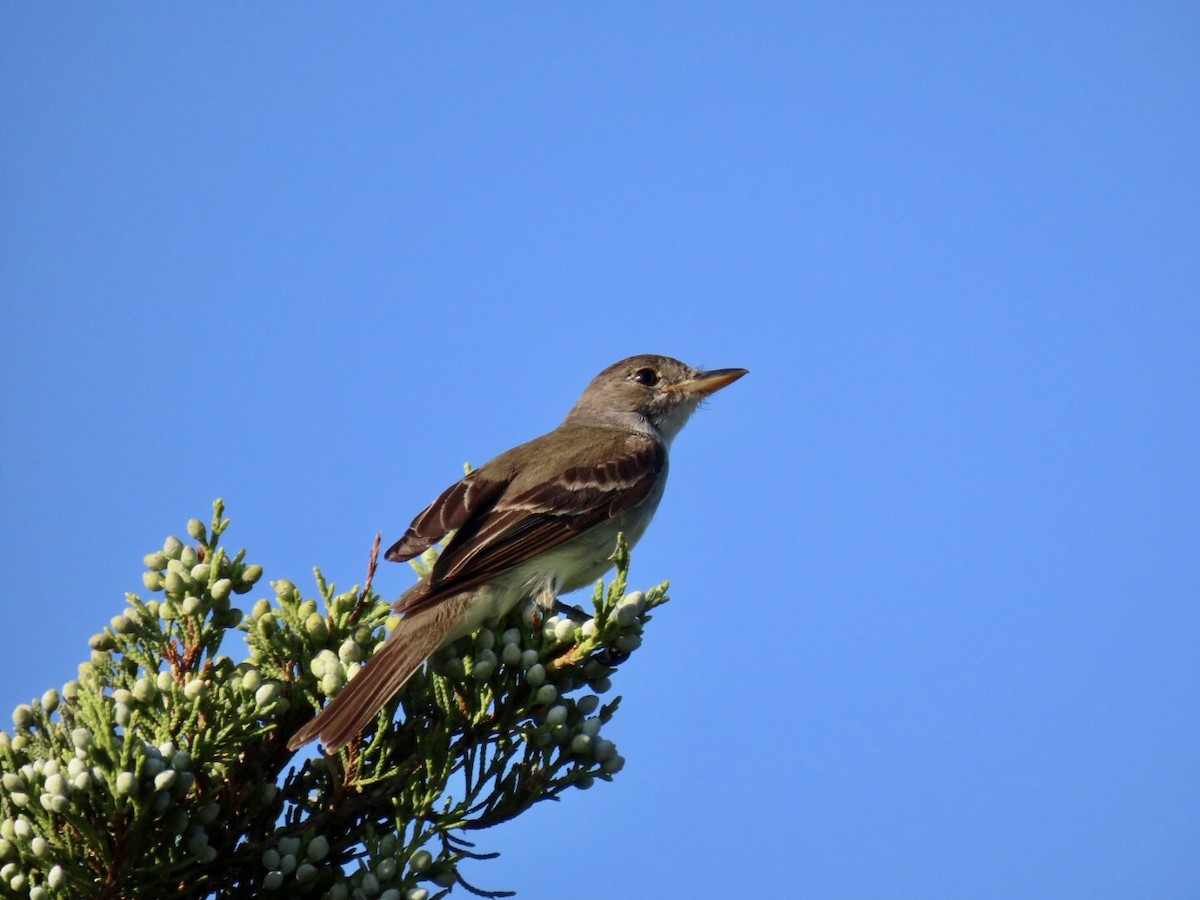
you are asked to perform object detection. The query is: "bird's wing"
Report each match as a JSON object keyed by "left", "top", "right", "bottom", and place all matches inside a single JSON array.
[
  {"left": 393, "top": 431, "right": 665, "bottom": 616},
  {"left": 384, "top": 471, "right": 509, "bottom": 563}
]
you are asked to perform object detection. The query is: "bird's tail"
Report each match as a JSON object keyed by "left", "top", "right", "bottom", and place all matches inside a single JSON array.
[{"left": 286, "top": 594, "right": 472, "bottom": 752}]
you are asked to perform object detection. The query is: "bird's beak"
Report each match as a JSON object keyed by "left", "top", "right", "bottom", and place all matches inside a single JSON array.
[{"left": 671, "top": 367, "right": 749, "bottom": 397}]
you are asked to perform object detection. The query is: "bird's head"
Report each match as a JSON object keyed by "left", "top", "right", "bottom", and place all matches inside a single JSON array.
[{"left": 564, "top": 354, "right": 747, "bottom": 443}]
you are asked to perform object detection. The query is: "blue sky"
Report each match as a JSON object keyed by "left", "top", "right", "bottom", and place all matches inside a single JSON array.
[{"left": 2, "top": 3, "right": 1197, "bottom": 897}]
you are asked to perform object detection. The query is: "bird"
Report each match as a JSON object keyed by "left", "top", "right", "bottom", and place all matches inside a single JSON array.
[{"left": 287, "top": 354, "right": 747, "bottom": 752}]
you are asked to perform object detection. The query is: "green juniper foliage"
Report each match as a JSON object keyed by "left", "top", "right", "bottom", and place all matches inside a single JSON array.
[{"left": 0, "top": 500, "right": 669, "bottom": 899}]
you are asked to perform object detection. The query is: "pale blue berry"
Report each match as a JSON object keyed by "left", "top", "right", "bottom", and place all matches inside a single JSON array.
[
  {"left": 321, "top": 672, "right": 345, "bottom": 695},
  {"left": 183, "top": 679, "right": 207, "bottom": 700},
  {"left": 616, "top": 634, "right": 642, "bottom": 652},
  {"left": 338, "top": 640, "right": 363, "bottom": 664},
  {"left": 577, "top": 695, "right": 600, "bottom": 716},
  {"left": 133, "top": 678, "right": 156, "bottom": 703},
  {"left": 376, "top": 857, "right": 397, "bottom": 880},
  {"left": 306, "top": 835, "right": 329, "bottom": 862},
  {"left": 197, "top": 803, "right": 220, "bottom": 825},
  {"left": 471, "top": 658, "right": 496, "bottom": 681},
  {"left": 305, "top": 613, "right": 329, "bottom": 641},
  {"left": 88, "top": 633, "right": 114, "bottom": 652},
  {"left": 163, "top": 568, "right": 189, "bottom": 595},
  {"left": 255, "top": 684, "right": 280, "bottom": 707},
  {"left": 43, "top": 774, "right": 66, "bottom": 797},
  {"left": 240, "top": 564, "right": 264, "bottom": 589},
  {"left": 554, "top": 618, "right": 576, "bottom": 642},
  {"left": 432, "top": 868, "right": 457, "bottom": 888},
  {"left": 571, "top": 734, "right": 593, "bottom": 754},
  {"left": 602, "top": 754, "right": 626, "bottom": 774}
]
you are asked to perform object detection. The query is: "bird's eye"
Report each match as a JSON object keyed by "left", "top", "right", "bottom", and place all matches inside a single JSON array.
[{"left": 631, "top": 367, "right": 659, "bottom": 386}]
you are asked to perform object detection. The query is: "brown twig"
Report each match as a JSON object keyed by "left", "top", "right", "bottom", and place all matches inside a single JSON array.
[{"left": 350, "top": 531, "right": 382, "bottom": 623}]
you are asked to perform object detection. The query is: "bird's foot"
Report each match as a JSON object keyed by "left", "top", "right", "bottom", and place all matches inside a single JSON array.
[
  {"left": 593, "top": 647, "right": 631, "bottom": 667},
  {"left": 553, "top": 601, "right": 590, "bottom": 624}
]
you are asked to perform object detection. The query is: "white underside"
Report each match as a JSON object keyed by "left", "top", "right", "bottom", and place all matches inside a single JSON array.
[{"left": 442, "top": 477, "right": 666, "bottom": 643}]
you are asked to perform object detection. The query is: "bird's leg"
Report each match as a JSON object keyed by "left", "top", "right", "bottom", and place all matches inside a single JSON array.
[
  {"left": 553, "top": 601, "right": 590, "bottom": 623},
  {"left": 594, "top": 647, "right": 631, "bottom": 667}
]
